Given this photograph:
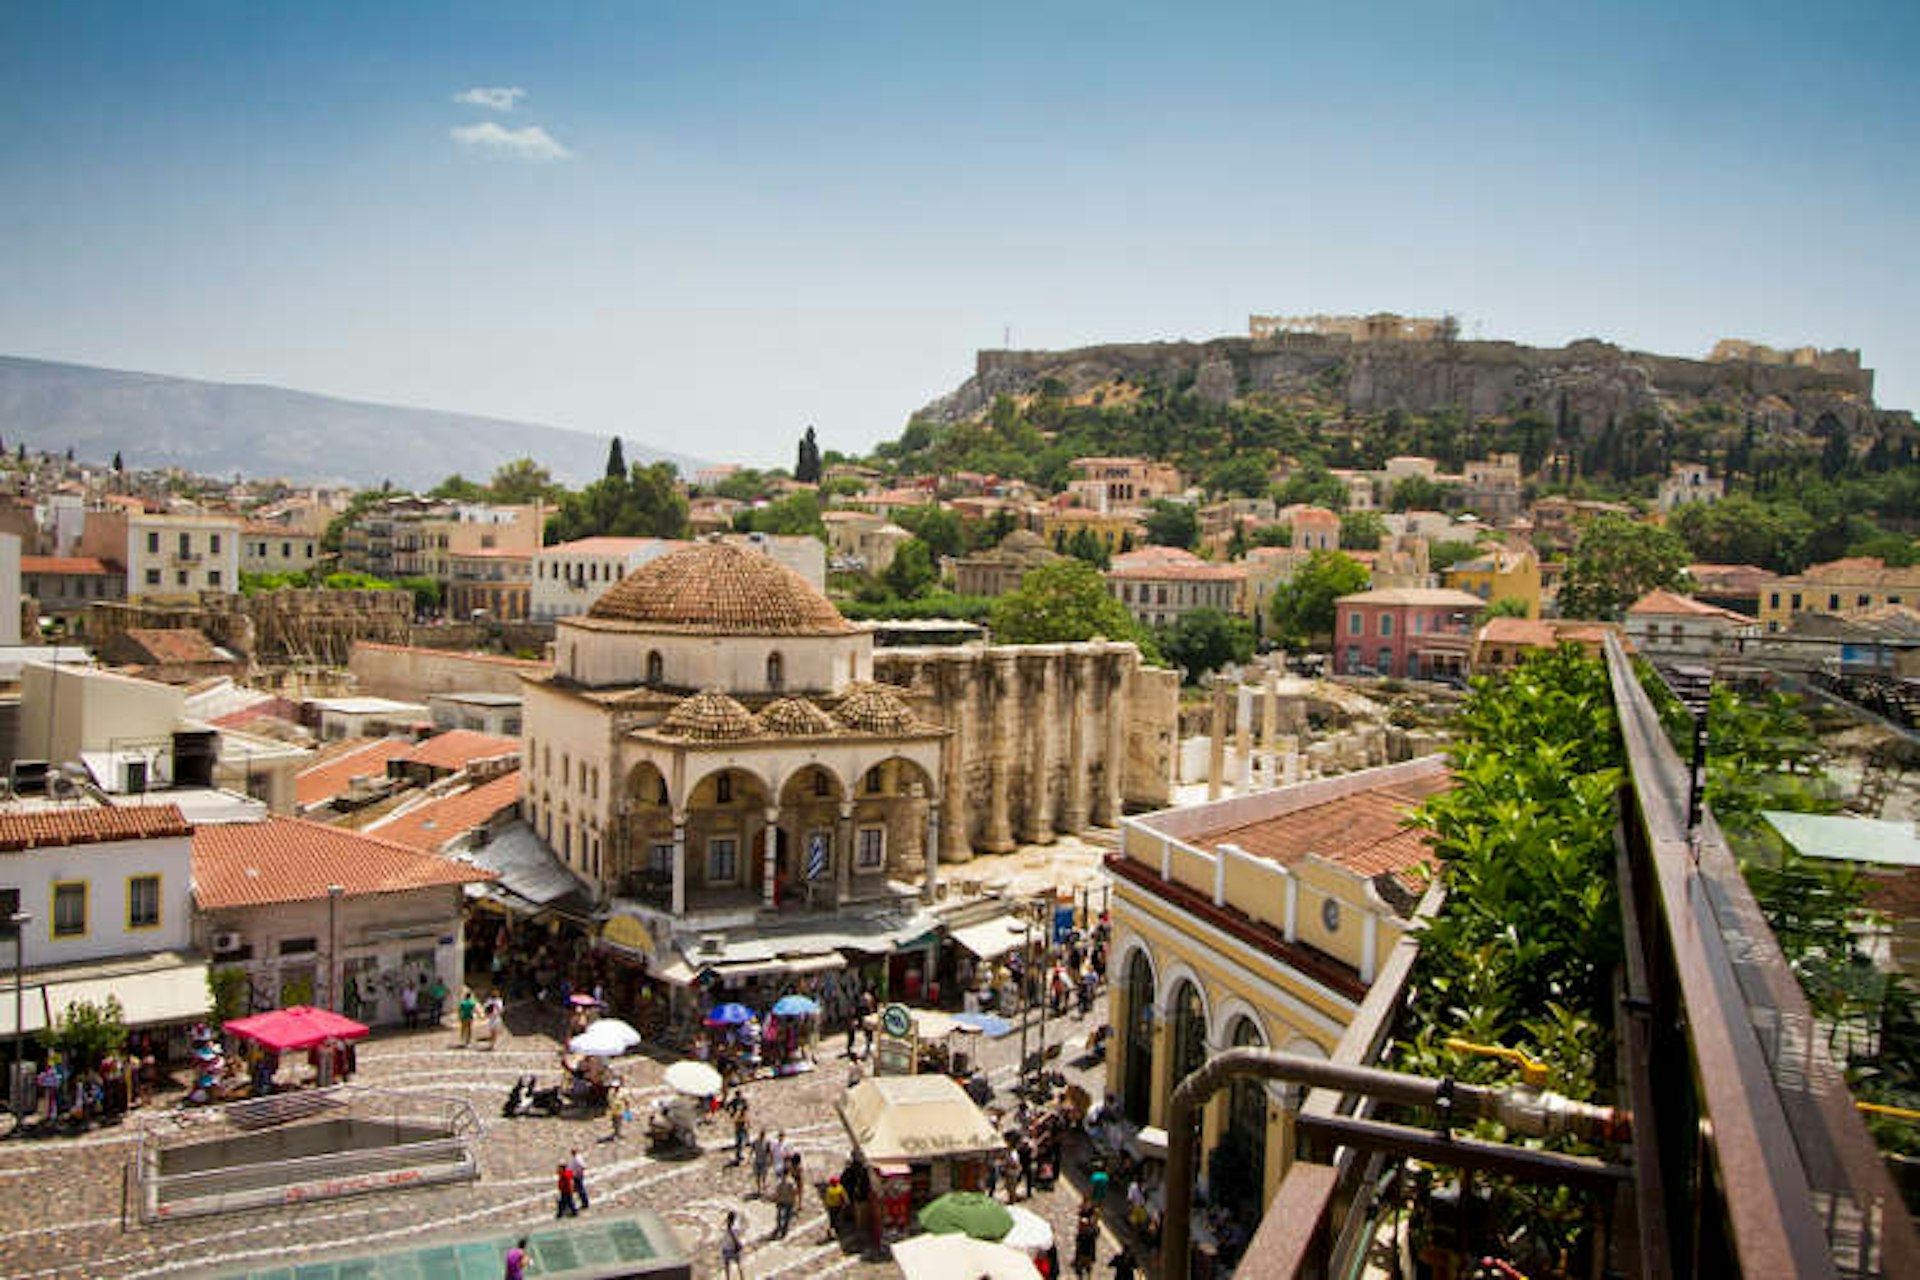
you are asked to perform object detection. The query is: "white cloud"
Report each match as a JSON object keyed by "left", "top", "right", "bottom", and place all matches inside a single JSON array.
[
  {"left": 453, "top": 86, "right": 527, "bottom": 112},
  {"left": 450, "top": 122, "right": 573, "bottom": 161}
]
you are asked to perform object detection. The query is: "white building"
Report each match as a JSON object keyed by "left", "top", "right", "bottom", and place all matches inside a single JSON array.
[
  {"left": 1624, "top": 589, "right": 1757, "bottom": 661},
  {"left": 531, "top": 537, "right": 682, "bottom": 622},
  {"left": 122, "top": 512, "right": 243, "bottom": 602},
  {"left": 1657, "top": 463, "right": 1725, "bottom": 514}
]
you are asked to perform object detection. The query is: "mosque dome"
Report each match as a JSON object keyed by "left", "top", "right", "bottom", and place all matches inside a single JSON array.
[
  {"left": 658, "top": 689, "right": 758, "bottom": 741},
  {"left": 756, "top": 697, "right": 839, "bottom": 737},
  {"left": 589, "top": 540, "right": 853, "bottom": 636},
  {"left": 832, "top": 682, "right": 919, "bottom": 734}
]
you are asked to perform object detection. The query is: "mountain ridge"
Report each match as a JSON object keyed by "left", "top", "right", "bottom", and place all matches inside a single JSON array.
[{"left": 0, "top": 355, "right": 705, "bottom": 489}]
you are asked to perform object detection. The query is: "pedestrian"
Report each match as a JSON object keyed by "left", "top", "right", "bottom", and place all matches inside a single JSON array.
[
  {"left": 844, "top": 1012, "right": 858, "bottom": 1059},
  {"left": 731, "top": 1098, "right": 751, "bottom": 1165},
  {"left": 458, "top": 988, "right": 477, "bottom": 1046},
  {"left": 822, "top": 1175, "right": 848, "bottom": 1240},
  {"left": 1089, "top": 1160, "right": 1109, "bottom": 1208},
  {"left": 1043, "top": 1244, "right": 1061, "bottom": 1280},
  {"left": 570, "top": 1147, "right": 589, "bottom": 1209},
  {"left": 555, "top": 1161, "right": 579, "bottom": 1217},
  {"left": 1073, "top": 1203, "right": 1098, "bottom": 1280},
  {"left": 1016, "top": 1138, "right": 1035, "bottom": 1201},
  {"left": 1108, "top": 1246, "right": 1136, "bottom": 1280},
  {"left": 751, "top": 1128, "right": 772, "bottom": 1197},
  {"left": 429, "top": 974, "right": 448, "bottom": 1025},
  {"left": 503, "top": 1235, "right": 529, "bottom": 1280},
  {"left": 400, "top": 979, "right": 419, "bottom": 1030},
  {"left": 772, "top": 1163, "right": 799, "bottom": 1238},
  {"left": 607, "top": 1081, "right": 626, "bottom": 1141},
  {"left": 985, "top": 1144, "right": 1000, "bottom": 1199},
  {"left": 720, "top": 1209, "right": 746, "bottom": 1280},
  {"left": 1125, "top": 1177, "right": 1147, "bottom": 1233},
  {"left": 484, "top": 993, "right": 506, "bottom": 1050}
]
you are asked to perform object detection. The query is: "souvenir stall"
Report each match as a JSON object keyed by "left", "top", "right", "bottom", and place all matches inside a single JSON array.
[
  {"left": 838, "top": 1074, "right": 1006, "bottom": 1215},
  {"left": 222, "top": 1006, "right": 371, "bottom": 1092},
  {"left": 762, "top": 994, "right": 820, "bottom": 1074}
]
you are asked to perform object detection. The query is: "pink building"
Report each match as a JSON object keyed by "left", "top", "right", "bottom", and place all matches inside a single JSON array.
[{"left": 1333, "top": 587, "right": 1488, "bottom": 680}]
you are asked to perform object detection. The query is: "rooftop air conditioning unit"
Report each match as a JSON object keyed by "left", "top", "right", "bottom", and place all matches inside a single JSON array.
[
  {"left": 211, "top": 931, "right": 245, "bottom": 954},
  {"left": 696, "top": 935, "right": 726, "bottom": 958}
]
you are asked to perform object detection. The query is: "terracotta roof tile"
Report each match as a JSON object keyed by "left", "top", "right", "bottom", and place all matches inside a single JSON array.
[
  {"left": 193, "top": 816, "right": 494, "bottom": 909},
  {"left": 832, "top": 682, "right": 919, "bottom": 734},
  {"left": 756, "top": 697, "right": 839, "bottom": 737},
  {"left": 1192, "top": 772, "right": 1451, "bottom": 893},
  {"left": 113, "top": 628, "right": 225, "bottom": 665},
  {"left": 1627, "top": 589, "right": 1753, "bottom": 622},
  {"left": 0, "top": 804, "right": 192, "bottom": 852},
  {"left": 659, "top": 690, "right": 758, "bottom": 741},
  {"left": 402, "top": 730, "right": 520, "bottom": 772},
  {"left": 21, "top": 556, "right": 114, "bottom": 576},
  {"left": 365, "top": 771, "right": 522, "bottom": 851},
  {"left": 294, "top": 738, "right": 415, "bottom": 808},
  {"left": 587, "top": 541, "right": 854, "bottom": 636}
]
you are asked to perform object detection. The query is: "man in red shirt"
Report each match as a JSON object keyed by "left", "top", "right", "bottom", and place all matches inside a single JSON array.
[{"left": 556, "top": 1162, "right": 579, "bottom": 1217}]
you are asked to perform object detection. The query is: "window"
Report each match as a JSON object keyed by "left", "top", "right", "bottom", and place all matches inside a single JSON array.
[
  {"left": 646, "top": 651, "right": 664, "bottom": 684},
  {"left": 145, "top": 569, "right": 161, "bottom": 586},
  {"left": 766, "top": 651, "right": 784, "bottom": 691},
  {"left": 128, "top": 874, "right": 161, "bottom": 929},
  {"left": 1379, "top": 614, "right": 1393, "bottom": 637},
  {"left": 649, "top": 844, "right": 674, "bottom": 877},
  {"left": 279, "top": 936, "right": 317, "bottom": 956},
  {"left": 1829, "top": 594, "right": 1840, "bottom": 611},
  {"left": 281, "top": 542, "right": 291, "bottom": 558},
  {"left": 866, "top": 766, "right": 884, "bottom": 794},
  {"left": 208, "top": 570, "right": 222, "bottom": 587},
  {"left": 1345, "top": 645, "right": 1360, "bottom": 672},
  {"left": 1769, "top": 592, "right": 1781, "bottom": 609},
  {"left": 0, "top": 888, "right": 19, "bottom": 934},
  {"left": 708, "top": 838, "right": 738, "bottom": 883},
  {"left": 812, "top": 770, "right": 830, "bottom": 797},
  {"left": 1377, "top": 646, "right": 1394, "bottom": 676},
  {"left": 304, "top": 543, "right": 313, "bottom": 559},
  {"left": 1412, "top": 613, "right": 1424, "bottom": 635},
  {"left": 1347, "top": 613, "right": 1362, "bottom": 636},
  {"left": 176, "top": 571, "right": 188, "bottom": 586},
  {"left": 1859, "top": 594, "right": 1872, "bottom": 608},
  {"left": 857, "top": 827, "right": 885, "bottom": 869},
  {"left": 179, "top": 532, "right": 192, "bottom": 557},
  {"left": 1790, "top": 593, "right": 1802, "bottom": 610},
  {"left": 52, "top": 882, "right": 87, "bottom": 938},
  {"left": 716, "top": 774, "right": 733, "bottom": 804},
  {"left": 209, "top": 533, "right": 222, "bottom": 554}
]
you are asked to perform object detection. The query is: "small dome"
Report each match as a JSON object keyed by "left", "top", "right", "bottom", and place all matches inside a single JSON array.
[
  {"left": 833, "top": 682, "right": 919, "bottom": 734},
  {"left": 659, "top": 689, "right": 757, "bottom": 741},
  {"left": 756, "top": 697, "right": 838, "bottom": 737},
  {"left": 588, "top": 540, "right": 853, "bottom": 636}
]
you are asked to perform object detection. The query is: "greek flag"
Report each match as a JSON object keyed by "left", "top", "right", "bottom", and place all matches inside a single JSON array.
[{"left": 806, "top": 832, "right": 829, "bottom": 881}]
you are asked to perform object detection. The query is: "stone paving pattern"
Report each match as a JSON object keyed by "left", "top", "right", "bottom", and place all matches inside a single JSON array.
[{"left": 0, "top": 992, "right": 1123, "bottom": 1280}]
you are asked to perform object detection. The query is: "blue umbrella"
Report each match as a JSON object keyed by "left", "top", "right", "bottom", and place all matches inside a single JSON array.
[
  {"left": 771, "top": 994, "right": 820, "bottom": 1018},
  {"left": 704, "top": 1002, "right": 755, "bottom": 1026},
  {"left": 953, "top": 1012, "right": 1014, "bottom": 1039}
]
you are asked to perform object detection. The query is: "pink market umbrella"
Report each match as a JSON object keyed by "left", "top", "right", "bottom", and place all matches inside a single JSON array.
[
  {"left": 568, "top": 993, "right": 603, "bottom": 1008},
  {"left": 224, "top": 1006, "right": 370, "bottom": 1053}
]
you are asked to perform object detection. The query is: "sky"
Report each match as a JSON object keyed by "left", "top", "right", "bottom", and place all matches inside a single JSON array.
[{"left": 1, "top": 2, "right": 1916, "bottom": 471}]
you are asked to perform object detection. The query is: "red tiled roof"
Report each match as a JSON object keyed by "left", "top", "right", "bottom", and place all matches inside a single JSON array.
[
  {"left": 350, "top": 643, "right": 549, "bottom": 671},
  {"left": 0, "top": 804, "right": 192, "bottom": 852},
  {"left": 114, "top": 628, "right": 225, "bottom": 664},
  {"left": 209, "top": 695, "right": 303, "bottom": 730},
  {"left": 1477, "top": 616, "right": 1559, "bottom": 648},
  {"left": 1108, "top": 548, "right": 1245, "bottom": 582},
  {"left": 1627, "top": 589, "right": 1752, "bottom": 622},
  {"left": 402, "top": 730, "right": 520, "bottom": 773},
  {"left": 21, "top": 556, "right": 113, "bottom": 576},
  {"left": 1191, "top": 772, "right": 1451, "bottom": 892},
  {"left": 542, "top": 537, "right": 681, "bottom": 557},
  {"left": 365, "top": 771, "right": 522, "bottom": 851},
  {"left": 193, "top": 816, "right": 494, "bottom": 908},
  {"left": 294, "top": 737, "right": 415, "bottom": 808}
]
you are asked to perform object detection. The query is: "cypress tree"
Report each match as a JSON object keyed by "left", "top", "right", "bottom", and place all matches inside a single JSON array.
[{"left": 605, "top": 437, "right": 626, "bottom": 480}]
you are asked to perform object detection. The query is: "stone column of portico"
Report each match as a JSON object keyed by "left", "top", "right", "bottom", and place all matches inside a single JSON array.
[
  {"left": 984, "top": 652, "right": 1019, "bottom": 852},
  {"left": 671, "top": 814, "right": 687, "bottom": 916},
  {"left": 1207, "top": 682, "right": 1229, "bottom": 802},
  {"left": 835, "top": 800, "right": 855, "bottom": 904},
  {"left": 1061, "top": 651, "right": 1093, "bottom": 833},
  {"left": 1263, "top": 674, "right": 1281, "bottom": 788},
  {"left": 1097, "top": 650, "right": 1125, "bottom": 825},
  {"left": 921, "top": 800, "right": 942, "bottom": 904},
  {"left": 1236, "top": 682, "right": 1255, "bottom": 794},
  {"left": 935, "top": 659, "right": 973, "bottom": 863},
  {"left": 761, "top": 808, "right": 780, "bottom": 909},
  {"left": 1023, "top": 655, "right": 1058, "bottom": 843}
]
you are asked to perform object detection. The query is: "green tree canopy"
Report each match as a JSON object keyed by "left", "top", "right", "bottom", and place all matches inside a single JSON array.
[
  {"left": 894, "top": 504, "right": 965, "bottom": 560},
  {"left": 489, "top": 457, "right": 561, "bottom": 506},
  {"left": 738, "top": 490, "right": 827, "bottom": 541},
  {"left": 1269, "top": 549, "right": 1368, "bottom": 647},
  {"left": 1388, "top": 474, "right": 1453, "bottom": 513},
  {"left": 882, "top": 537, "right": 938, "bottom": 599},
  {"left": 428, "top": 473, "right": 489, "bottom": 502},
  {"left": 50, "top": 995, "right": 128, "bottom": 1073},
  {"left": 1557, "top": 512, "right": 1689, "bottom": 620},
  {"left": 547, "top": 461, "right": 689, "bottom": 543},
  {"left": 989, "top": 559, "right": 1155, "bottom": 655},
  {"left": 1275, "top": 463, "right": 1349, "bottom": 510},
  {"left": 795, "top": 426, "right": 822, "bottom": 484},
  {"left": 1204, "top": 454, "right": 1274, "bottom": 498},
  {"left": 1667, "top": 495, "right": 1814, "bottom": 573},
  {"left": 1339, "top": 510, "right": 1386, "bottom": 551},
  {"left": 1158, "top": 607, "right": 1254, "bottom": 683},
  {"left": 1143, "top": 499, "right": 1199, "bottom": 550},
  {"left": 1486, "top": 596, "right": 1531, "bottom": 618},
  {"left": 604, "top": 437, "right": 626, "bottom": 480}
]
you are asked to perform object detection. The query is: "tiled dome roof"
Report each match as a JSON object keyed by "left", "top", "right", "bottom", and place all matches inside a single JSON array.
[
  {"left": 659, "top": 689, "right": 757, "bottom": 741},
  {"left": 588, "top": 540, "right": 853, "bottom": 636},
  {"left": 756, "top": 697, "right": 838, "bottom": 737},
  {"left": 833, "top": 682, "right": 919, "bottom": 734}
]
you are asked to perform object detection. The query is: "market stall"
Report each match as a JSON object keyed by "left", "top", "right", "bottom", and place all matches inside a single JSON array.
[
  {"left": 837, "top": 1074, "right": 1006, "bottom": 1207},
  {"left": 223, "top": 1006, "right": 371, "bottom": 1091}
]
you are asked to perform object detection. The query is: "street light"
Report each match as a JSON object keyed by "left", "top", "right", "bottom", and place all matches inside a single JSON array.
[
  {"left": 10, "top": 911, "right": 29, "bottom": 1110},
  {"left": 325, "top": 885, "right": 344, "bottom": 1012}
]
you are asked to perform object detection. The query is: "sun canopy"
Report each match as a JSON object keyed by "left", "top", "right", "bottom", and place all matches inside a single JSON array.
[
  {"left": 224, "top": 1005, "right": 370, "bottom": 1053},
  {"left": 892, "top": 1233, "right": 1036, "bottom": 1280},
  {"left": 838, "top": 1073, "right": 1005, "bottom": 1164}
]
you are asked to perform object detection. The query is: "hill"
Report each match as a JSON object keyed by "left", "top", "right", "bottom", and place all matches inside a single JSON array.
[{"left": 0, "top": 356, "right": 703, "bottom": 489}]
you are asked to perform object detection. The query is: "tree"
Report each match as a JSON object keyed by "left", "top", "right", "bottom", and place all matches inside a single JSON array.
[
  {"left": 429, "top": 473, "right": 488, "bottom": 502},
  {"left": 1557, "top": 513, "right": 1689, "bottom": 620},
  {"left": 1339, "top": 510, "right": 1386, "bottom": 551},
  {"left": 739, "top": 490, "right": 827, "bottom": 541},
  {"left": 49, "top": 995, "right": 127, "bottom": 1074},
  {"left": 112, "top": 450, "right": 123, "bottom": 472},
  {"left": 895, "top": 504, "right": 964, "bottom": 561},
  {"left": 605, "top": 437, "right": 626, "bottom": 480},
  {"left": 1388, "top": 474, "right": 1452, "bottom": 513},
  {"left": 1143, "top": 500, "right": 1199, "bottom": 550},
  {"left": 1158, "top": 607, "right": 1254, "bottom": 683},
  {"left": 1274, "top": 463, "right": 1348, "bottom": 510},
  {"left": 1268, "top": 549, "right": 1368, "bottom": 647},
  {"left": 547, "top": 461, "right": 689, "bottom": 543},
  {"left": 399, "top": 575, "right": 444, "bottom": 616},
  {"left": 795, "top": 426, "right": 822, "bottom": 484},
  {"left": 490, "top": 458, "right": 559, "bottom": 506},
  {"left": 1066, "top": 527, "right": 1112, "bottom": 569},
  {"left": 1204, "top": 455, "right": 1274, "bottom": 498},
  {"left": 1486, "top": 596, "right": 1531, "bottom": 618},
  {"left": 1668, "top": 495, "right": 1812, "bottom": 573},
  {"left": 883, "top": 537, "right": 938, "bottom": 599},
  {"left": 989, "top": 560, "right": 1155, "bottom": 655}
]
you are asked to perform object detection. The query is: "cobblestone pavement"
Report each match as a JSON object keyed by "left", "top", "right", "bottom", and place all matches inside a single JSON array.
[{"left": 0, "top": 989, "right": 1122, "bottom": 1280}]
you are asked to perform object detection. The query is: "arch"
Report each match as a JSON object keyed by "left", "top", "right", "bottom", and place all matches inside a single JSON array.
[
  {"left": 1167, "top": 977, "right": 1210, "bottom": 1094},
  {"left": 1211, "top": 998, "right": 1270, "bottom": 1052},
  {"left": 1219, "top": 1013, "right": 1272, "bottom": 1224},
  {"left": 683, "top": 762, "right": 777, "bottom": 804},
  {"left": 1156, "top": 959, "right": 1214, "bottom": 1033},
  {"left": 1121, "top": 945, "right": 1157, "bottom": 1123}
]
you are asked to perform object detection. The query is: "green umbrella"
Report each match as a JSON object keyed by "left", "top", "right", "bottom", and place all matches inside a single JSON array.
[{"left": 917, "top": 1191, "right": 1015, "bottom": 1241}]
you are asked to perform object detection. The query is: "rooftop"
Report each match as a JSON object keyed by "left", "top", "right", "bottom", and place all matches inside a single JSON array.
[
  {"left": 0, "top": 803, "right": 192, "bottom": 853},
  {"left": 293, "top": 737, "right": 416, "bottom": 808},
  {"left": 585, "top": 540, "right": 855, "bottom": 636},
  {"left": 364, "top": 769, "right": 522, "bottom": 851},
  {"left": 20, "top": 556, "right": 113, "bottom": 576},
  {"left": 400, "top": 729, "right": 521, "bottom": 773},
  {"left": 1186, "top": 769, "right": 1450, "bottom": 894},
  {"left": 194, "top": 816, "right": 495, "bottom": 908}
]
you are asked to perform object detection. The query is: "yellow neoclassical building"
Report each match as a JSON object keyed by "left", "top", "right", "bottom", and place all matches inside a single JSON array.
[{"left": 1104, "top": 757, "right": 1447, "bottom": 1221}]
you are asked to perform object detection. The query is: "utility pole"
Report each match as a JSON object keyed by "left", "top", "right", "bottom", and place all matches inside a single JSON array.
[
  {"left": 1035, "top": 899, "right": 1049, "bottom": 1091},
  {"left": 326, "top": 885, "right": 345, "bottom": 1011},
  {"left": 1017, "top": 911, "right": 1032, "bottom": 1089},
  {"left": 11, "top": 910, "right": 29, "bottom": 1108}
]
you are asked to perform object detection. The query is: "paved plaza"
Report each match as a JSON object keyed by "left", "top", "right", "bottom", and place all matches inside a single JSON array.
[{"left": 0, "top": 987, "right": 1119, "bottom": 1280}]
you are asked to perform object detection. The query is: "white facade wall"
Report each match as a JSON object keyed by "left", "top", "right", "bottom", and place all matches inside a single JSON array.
[
  {"left": 1625, "top": 614, "right": 1740, "bottom": 661},
  {"left": 18, "top": 663, "right": 186, "bottom": 766},
  {"left": 531, "top": 542, "right": 675, "bottom": 622},
  {"left": 3, "top": 834, "right": 195, "bottom": 964},
  {"left": 558, "top": 626, "right": 871, "bottom": 696},
  {"left": 127, "top": 514, "right": 243, "bottom": 600}
]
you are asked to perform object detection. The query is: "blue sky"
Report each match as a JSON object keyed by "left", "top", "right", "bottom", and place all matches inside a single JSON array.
[{"left": 1, "top": 2, "right": 1915, "bottom": 469}]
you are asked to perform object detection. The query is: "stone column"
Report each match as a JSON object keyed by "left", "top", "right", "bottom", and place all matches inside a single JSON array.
[
  {"left": 762, "top": 808, "right": 780, "bottom": 909},
  {"left": 1263, "top": 675, "right": 1281, "bottom": 787},
  {"left": 1207, "top": 682, "right": 1229, "bottom": 802},
  {"left": 671, "top": 814, "right": 687, "bottom": 917},
  {"left": 1061, "top": 651, "right": 1093, "bottom": 832},
  {"left": 1098, "top": 652, "right": 1125, "bottom": 825},
  {"left": 938, "top": 660, "right": 973, "bottom": 862},
  {"left": 835, "top": 800, "right": 855, "bottom": 904},
  {"left": 921, "top": 800, "right": 942, "bottom": 903},
  {"left": 1236, "top": 682, "right": 1254, "bottom": 794},
  {"left": 1023, "top": 655, "right": 1058, "bottom": 843},
  {"left": 985, "top": 652, "right": 1019, "bottom": 852}
]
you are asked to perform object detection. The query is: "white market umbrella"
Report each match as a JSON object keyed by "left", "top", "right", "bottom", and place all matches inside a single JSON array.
[
  {"left": 663, "top": 1059, "right": 725, "bottom": 1097},
  {"left": 569, "top": 1017, "right": 642, "bottom": 1057},
  {"left": 892, "top": 1233, "right": 1036, "bottom": 1280},
  {"left": 1000, "top": 1204, "right": 1054, "bottom": 1256}
]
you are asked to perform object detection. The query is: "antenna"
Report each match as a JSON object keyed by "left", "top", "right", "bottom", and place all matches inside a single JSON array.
[{"left": 1003, "top": 325, "right": 1011, "bottom": 350}]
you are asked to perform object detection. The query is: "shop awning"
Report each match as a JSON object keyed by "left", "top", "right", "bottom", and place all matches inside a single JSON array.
[
  {"left": 459, "top": 821, "right": 596, "bottom": 920},
  {"left": 946, "top": 916, "right": 1028, "bottom": 961},
  {"left": 1764, "top": 810, "right": 1920, "bottom": 867},
  {"left": 839, "top": 1073, "right": 1005, "bottom": 1163},
  {"left": 0, "top": 953, "right": 210, "bottom": 1037}
]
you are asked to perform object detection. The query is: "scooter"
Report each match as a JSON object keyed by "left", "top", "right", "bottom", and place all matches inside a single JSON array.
[{"left": 502, "top": 1074, "right": 565, "bottom": 1118}]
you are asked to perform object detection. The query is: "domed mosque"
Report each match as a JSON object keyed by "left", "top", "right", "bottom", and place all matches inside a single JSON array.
[{"left": 522, "top": 539, "right": 949, "bottom": 930}]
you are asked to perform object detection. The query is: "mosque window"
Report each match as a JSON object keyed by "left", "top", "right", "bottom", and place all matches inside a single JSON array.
[
  {"left": 766, "top": 651, "right": 784, "bottom": 691},
  {"left": 857, "top": 826, "right": 885, "bottom": 869},
  {"left": 646, "top": 651, "right": 664, "bottom": 684},
  {"left": 866, "top": 766, "right": 884, "bottom": 794},
  {"left": 716, "top": 773, "right": 733, "bottom": 804},
  {"left": 813, "top": 770, "right": 830, "bottom": 797},
  {"left": 708, "top": 838, "right": 738, "bottom": 884}
]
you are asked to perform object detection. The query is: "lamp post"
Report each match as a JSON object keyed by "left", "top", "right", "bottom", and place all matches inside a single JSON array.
[
  {"left": 10, "top": 910, "right": 29, "bottom": 1109},
  {"left": 325, "top": 885, "right": 344, "bottom": 1011}
]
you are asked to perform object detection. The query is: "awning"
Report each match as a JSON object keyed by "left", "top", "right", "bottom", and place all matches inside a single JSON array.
[
  {"left": 225, "top": 1005, "right": 370, "bottom": 1052},
  {"left": 947, "top": 916, "right": 1028, "bottom": 961},
  {"left": 1764, "top": 810, "right": 1920, "bottom": 868},
  {"left": 838, "top": 1073, "right": 1005, "bottom": 1163},
  {"left": 0, "top": 955, "right": 210, "bottom": 1037},
  {"left": 458, "top": 821, "right": 595, "bottom": 920}
]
